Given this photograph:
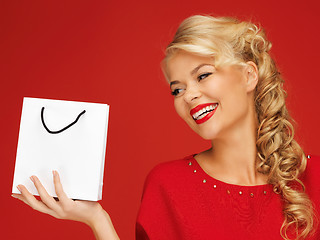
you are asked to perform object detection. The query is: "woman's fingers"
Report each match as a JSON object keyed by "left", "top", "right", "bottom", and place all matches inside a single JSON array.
[
  {"left": 52, "top": 170, "right": 69, "bottom": 202},
  {"left": 15, "top": 185, "right": 55, "bottom": 216},
  {"left": 12, "top": 192, "right": 32, "bottom": 206},
  {"left": 12, "top": 178, "right": 109, "bottom": 228},
  {"left": 30, "top": 175, "right": 61, "bottom": 212}
]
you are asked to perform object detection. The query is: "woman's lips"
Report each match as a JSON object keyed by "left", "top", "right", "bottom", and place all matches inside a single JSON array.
[{"left": 190, "top": 103, "right": 218, "bottom": 124}]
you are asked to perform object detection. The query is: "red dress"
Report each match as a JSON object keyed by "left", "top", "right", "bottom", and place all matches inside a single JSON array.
[{"left": 136, "top": 155, "right": 320, "bottom": 240}]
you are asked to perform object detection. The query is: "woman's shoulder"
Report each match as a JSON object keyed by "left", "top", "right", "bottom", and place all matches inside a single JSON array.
[
  {"left": 146, "top": 155, "right": 194, "bottom": 178},
  {"left": 142, "top": 155, "right": 194, "bottom": 189}
]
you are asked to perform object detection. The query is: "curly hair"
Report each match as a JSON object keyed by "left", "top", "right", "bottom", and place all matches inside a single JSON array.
[{"left": 163, "top": 15, "right": 316, "bottom": 239}]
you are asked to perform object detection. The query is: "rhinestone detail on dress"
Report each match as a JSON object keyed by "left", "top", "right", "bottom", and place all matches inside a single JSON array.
[{"left": 188, "top": 159, "right": 270, "bottom": 197}]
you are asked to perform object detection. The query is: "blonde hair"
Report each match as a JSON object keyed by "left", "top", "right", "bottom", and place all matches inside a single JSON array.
[{"left": 164, "top": 15, "right": 316, "bottom": 239}]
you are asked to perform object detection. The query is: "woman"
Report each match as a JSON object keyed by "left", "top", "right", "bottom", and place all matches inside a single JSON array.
[{"left": 12, "top": 15, "right": 320, "bottom": 240}]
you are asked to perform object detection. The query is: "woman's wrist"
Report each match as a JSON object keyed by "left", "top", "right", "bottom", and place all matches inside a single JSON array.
[{"left": 88, "top": 208, "right": 120, "bottom": 240}]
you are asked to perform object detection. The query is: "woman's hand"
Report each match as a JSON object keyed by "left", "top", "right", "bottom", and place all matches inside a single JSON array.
[{"left": 12, "top": 171, "right": 119, "bottom": 240}]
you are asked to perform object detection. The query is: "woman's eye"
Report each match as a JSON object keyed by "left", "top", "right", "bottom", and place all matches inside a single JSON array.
[
  {"left": 198, "top": 72, "right": 212, "bottom": 81},
  {"left": 171, "top": 88, "right": 183, "bottom": 96}
]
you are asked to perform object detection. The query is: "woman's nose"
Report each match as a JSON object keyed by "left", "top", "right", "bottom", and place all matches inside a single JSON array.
[{"left": 183, "top": 85, "right": 202, "bottom": 103}]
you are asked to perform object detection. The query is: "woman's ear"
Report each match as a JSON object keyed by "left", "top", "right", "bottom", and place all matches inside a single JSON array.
[{"left": 245, "top": 61, "right": 258, "bottom": 92}]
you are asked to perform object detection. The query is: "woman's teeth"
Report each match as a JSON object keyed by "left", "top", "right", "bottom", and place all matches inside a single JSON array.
[{"left": 192, "top": 104, "right": 218, "bottom": 120}]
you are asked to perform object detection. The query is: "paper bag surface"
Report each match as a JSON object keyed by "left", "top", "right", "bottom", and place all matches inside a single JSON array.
[{"left": 12, "top": 97, "right": 109, "bottom": 201}]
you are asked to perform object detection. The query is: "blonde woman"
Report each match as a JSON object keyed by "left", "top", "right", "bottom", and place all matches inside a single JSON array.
[{"left": 12, "top": 15, "right": 320, "bottom": 240}]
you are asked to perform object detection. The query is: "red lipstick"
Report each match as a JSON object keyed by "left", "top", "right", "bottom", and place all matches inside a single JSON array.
[{"left": 190, "top": 103, "right": 218, "bottom": 124}]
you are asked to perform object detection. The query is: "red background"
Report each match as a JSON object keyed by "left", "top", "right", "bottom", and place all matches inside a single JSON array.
[{"left": 1, "top": 0, "right": 319, "bottom": 239}]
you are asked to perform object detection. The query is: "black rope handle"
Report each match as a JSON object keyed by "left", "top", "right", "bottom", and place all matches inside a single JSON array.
[{"left": 41, "top": 107, "right": 86, "bottom": 134}]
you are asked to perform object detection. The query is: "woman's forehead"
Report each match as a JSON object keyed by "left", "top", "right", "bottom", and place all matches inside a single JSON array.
[{"left": 166, "top": 52, "right": 215, "bottom": 77}]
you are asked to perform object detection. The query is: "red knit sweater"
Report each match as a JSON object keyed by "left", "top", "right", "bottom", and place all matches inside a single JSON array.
[{"left": 136, "top": 155, "right": 320, "bottom": 240}]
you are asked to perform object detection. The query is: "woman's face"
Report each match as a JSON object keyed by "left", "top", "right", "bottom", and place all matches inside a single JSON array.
[{"left": 166, "top": 51, "right": 257, "bottom": 140}]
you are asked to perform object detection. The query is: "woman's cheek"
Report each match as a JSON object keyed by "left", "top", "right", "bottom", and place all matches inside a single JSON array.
[
  {"left": 174, "top": 99, "right": 188, "bottom": 122},
  {"left": 201, "top": 79, "right": 219, "bottom": 95},
  {"left": 174, "top": 99, "right": 183, "bottom": 118}
]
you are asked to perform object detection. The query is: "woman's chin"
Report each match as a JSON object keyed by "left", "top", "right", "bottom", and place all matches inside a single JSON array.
[{"left": 197, "top": 130, "right": 219, "bottom": 141}]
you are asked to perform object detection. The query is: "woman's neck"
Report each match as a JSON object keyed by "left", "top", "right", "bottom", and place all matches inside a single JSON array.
[{"left": 195, "top": 113, "right": 267, "bottom": 186}]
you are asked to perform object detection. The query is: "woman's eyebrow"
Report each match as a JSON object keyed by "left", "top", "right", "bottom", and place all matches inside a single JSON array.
[
  {"left": 169, "top": 64, "right": 213, "bottom": 87},
  {"left": 169, "top": 80, "right": 180, "bottom": 87},
  {"left": 191, "top": 64, "right": 214, "bottom": 75}
]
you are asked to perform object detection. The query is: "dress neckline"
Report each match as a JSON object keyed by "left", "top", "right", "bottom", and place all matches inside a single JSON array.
[{"left": 187, "top": 154, "right": 274, "bottom": 193}]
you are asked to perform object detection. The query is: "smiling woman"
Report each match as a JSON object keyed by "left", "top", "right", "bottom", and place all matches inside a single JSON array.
[
  {"left": 12, "top": 14, "right": 320, "bottom": 240},
  {"left": 136, "top": 15, "right": 319, "bottom": 240},
  {"left": 166, "top": 52, "right": 258, "bottom": 140}
]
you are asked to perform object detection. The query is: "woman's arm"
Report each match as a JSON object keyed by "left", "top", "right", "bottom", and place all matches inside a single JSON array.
[
  {"left": 89, "top": 208, "right": 119, "bottom": 240},
  {"left": 11, "top": 170, "right": 119, "bottom": 240}
]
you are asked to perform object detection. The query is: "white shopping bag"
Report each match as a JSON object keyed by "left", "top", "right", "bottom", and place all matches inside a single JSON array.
[{"left": 12, "top": 97, "right": 109, "bottom": 201}]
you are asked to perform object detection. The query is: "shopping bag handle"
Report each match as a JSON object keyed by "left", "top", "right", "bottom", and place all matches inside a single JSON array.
[{"left": 41, "top": 107, "right": 86, "bottom": 134}]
